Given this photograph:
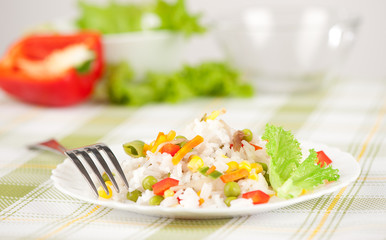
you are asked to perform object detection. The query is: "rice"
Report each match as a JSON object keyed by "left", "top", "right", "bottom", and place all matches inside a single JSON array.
[{"left": 110, "top": 111, "right": 273, "bottom": 208}]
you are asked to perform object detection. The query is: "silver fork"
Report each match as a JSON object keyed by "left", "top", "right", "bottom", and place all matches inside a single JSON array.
[{"left": 29, "top": 139, "right": 129, "bottom": 198}]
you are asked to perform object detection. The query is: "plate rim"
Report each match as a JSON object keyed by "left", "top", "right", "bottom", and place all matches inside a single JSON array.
[{"left": 51, "top": 140, "right": 361, "bottom": 219}]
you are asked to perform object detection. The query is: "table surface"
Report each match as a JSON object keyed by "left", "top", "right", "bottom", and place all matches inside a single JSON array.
[{"left": 0, "top": 77, "right": 385, "bottom": 240}]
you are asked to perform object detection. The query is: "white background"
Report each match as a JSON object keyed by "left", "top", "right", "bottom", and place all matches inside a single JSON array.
[{"left": 0, "top": 0, "right": 385, "bottom": 79}]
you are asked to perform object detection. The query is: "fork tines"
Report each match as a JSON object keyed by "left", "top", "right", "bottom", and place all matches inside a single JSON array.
[{"left": 65, "top": 144, "right": 129, "bottom": 197}]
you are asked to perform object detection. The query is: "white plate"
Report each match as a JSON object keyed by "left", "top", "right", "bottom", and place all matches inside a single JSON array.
[{"left": 51, "top": 141, "right": 360, "bottom": 219}]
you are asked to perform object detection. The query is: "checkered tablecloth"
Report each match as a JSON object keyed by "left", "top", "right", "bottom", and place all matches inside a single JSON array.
[{"left": 0, "top": 78, "right": 385, "bottom": 240}]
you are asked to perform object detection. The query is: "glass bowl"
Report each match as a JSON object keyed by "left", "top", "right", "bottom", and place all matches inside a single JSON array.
[{"left": 214, "top": 6, "right": 360, "bottom": 93}]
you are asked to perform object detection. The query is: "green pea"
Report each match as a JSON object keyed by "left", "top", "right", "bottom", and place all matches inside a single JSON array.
[
  {"left": 142, "top": 176, "right": 157, "bottom": 190},
  {"left": 149, "top": 195, "right": 164, "bottom": 206},
  {"left": 242, "top": 129, "right": 253, "bottom": 142},
  {"left": 224, "top": 181, "right": 241, "bottom": 197},
  {"left": 175, "top": 135, "right": 187, "bottom": 140},
  {"left": 224, "top": 196, "right": 237, "bottom": 207},
  {"left": 127, "top": 190, "right": 142, "bottom": 202}
]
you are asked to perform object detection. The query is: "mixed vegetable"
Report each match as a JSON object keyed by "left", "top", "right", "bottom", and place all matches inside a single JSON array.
[{"left": 97, "top": 110, "right": 340, "bottom": 207}]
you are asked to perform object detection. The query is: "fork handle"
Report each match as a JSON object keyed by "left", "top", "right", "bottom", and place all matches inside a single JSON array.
[{"left": 29, "top": 139, "right": 67, "bottom": 155}]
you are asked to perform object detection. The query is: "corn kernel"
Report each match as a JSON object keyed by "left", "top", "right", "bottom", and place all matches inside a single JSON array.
[
  {"left": 205, "top": 108, "right": 226, "bottom": 121},
  {"left": 166, "top": 130, "right": 176, "bottom": 141},
  {"left": 301, "top": 189, "right": 307, "bottom": 195},
  {"left": 221, "top": 154, "right": 228, "bottom": 158},
  {"left": 251, "top": 162, "right": 263, "bottom": 174},
  {"left": 164, "top": 189, "right": 175, "bottom": 198},
  {"left": 239, "top": 160, "right": 252, "bottom": 172},
  {"left": 187, "top": 155, "right": 204, "bottom": 172},
  {"left": 226, "top": 161, "right": 239, "bottom": 173},
  {"left": 248, "top": 173, "right": 259, "bottom": 181},
  {"left": 98, "top": 181, "right": 113, "bottom": 199}
]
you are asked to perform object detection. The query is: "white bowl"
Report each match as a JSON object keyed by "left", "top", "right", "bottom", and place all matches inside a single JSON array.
[
  {"left": 103, "top": 31, "right": 185, "bottom": 78},
  {"left": 215, "top": 6, "right": 360, "bottom": 93}
]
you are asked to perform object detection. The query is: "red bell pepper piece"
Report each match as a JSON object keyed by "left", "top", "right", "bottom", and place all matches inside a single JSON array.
[
  {"left": 0, "top": 32, "right": 103, "bottom": 106},
  {"left": 160, "top": 143, "right": 181, "bottom": 156},
  {"left": 316, "top": 151, "right": 332, "bottom": 167},
  {"left": 152, "top": 177, "right": 179, "bottom": 196},
  {"left": 242, "top": 190, "right": 270, "bottom": 204},
  {"left": 230, "top": 143, "right": 262, "bottom": 151},
  {"left": 250, "top": 143, "right": 262, "bottom": 151}
]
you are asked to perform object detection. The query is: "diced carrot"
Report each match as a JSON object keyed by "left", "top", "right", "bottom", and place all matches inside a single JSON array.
[
  {"left": 220, "top": 168, "right": 249, "bottom": 183},
  {"left": 242, "top": 190, "right": 270, "bottom": 204},
  {"left": 206, "top": 166, "right": 216, "bottom": 175},
  {"left": 172, "top": 135, "right": 204, "bottom": 165}
]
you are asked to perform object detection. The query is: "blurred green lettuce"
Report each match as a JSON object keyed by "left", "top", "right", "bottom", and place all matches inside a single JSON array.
[
  {"left": 76, "top": 0, "right": 206, "bottom": 36},
  {"left": 105, "top": 61, "right": 254, "bottom": 106}
]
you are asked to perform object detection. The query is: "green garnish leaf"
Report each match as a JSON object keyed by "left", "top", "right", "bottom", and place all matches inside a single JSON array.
[
  {"left": 262, "top": 124, "right": 340, "bottom": 199},
  {"left": 262, "top": 124, "right": 302, "bottom": 191},
  {"left": 277, "top": 149, "right": 340, "bottom": 199}
]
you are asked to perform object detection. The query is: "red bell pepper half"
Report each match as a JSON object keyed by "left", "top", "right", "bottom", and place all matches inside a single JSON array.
[
  {"left": 152, "top": 177, "right": 179, "bottom": 196},
  {"left": 0, "top": 32, "right": 103, "bottom": 106},
  {"left": 242, "top": 190, "right": 270, "bottom": 204},
  {"left": 316, "top": 150, "right": 332, "bottom": 167}
]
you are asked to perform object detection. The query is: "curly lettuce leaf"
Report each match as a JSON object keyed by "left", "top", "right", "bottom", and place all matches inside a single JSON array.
[
  {"left": 262, "top": 124, "right": 302, "bottom": 191},
  {"left": 262, "top": 124, "right": 341, "bottom": 199},
  {"left": 277, "top": 149, "right": 340, "bottom": 199}
]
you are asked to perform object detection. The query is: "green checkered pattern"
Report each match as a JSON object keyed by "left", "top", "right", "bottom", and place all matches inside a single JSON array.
[{"left": 0, "top": 78, "right": 385, "bottom": 239}]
